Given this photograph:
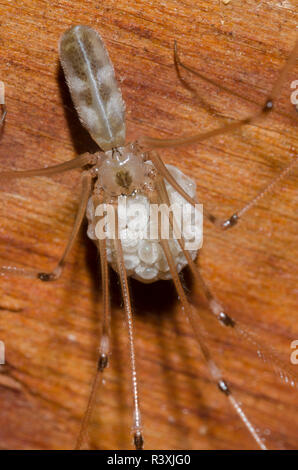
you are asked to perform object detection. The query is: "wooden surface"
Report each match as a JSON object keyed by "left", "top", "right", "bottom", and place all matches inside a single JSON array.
[{"left": 0, "top": 0, "right": 297, "bottom": 450}]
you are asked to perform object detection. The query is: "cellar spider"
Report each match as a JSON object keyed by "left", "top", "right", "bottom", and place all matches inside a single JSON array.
[{"left": 0, "top": 25, "right": 297, "bottom": 450}]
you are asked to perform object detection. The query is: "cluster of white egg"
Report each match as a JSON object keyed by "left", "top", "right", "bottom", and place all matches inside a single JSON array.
[{"left": 86, "top": 164, "right": 203, "bottom": 283}]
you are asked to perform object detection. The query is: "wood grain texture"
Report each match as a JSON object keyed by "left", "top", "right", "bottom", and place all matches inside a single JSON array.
[{"left": 0, "top": 0, "right": 297, "bottom": 450}]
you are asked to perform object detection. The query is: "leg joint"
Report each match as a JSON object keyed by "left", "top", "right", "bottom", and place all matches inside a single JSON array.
[
  {"left": 217, "top": 379, "right": 231, "bottom": 396},
  {"left": 218, "top": 312, "right": 235, "bottom": 327},
  {"left": 222, "top": 213, "right": 238, "bottom": 230},
  {"left": 98, "top": 353, "right": 108, "bottom": 371},
  {"left": 38, "top": 272, "right": 56, "bottom": 282},
  {"left": 134, "top": 431, "right": 144, "bottom": 450}
]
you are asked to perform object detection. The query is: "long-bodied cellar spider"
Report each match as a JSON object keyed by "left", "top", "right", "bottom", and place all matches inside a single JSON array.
[{"left": 0, "top": 0, "right": 296, "bottom": 448}]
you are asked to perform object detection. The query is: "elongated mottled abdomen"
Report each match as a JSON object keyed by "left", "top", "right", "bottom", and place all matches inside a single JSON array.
[{"left": 59, "top": 25, "right": 125, "bottom": 151}]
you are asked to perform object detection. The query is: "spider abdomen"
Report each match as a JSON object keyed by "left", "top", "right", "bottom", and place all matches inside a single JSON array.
[{"left": 59, "top": 25, "right": 126, "bottom": 151}]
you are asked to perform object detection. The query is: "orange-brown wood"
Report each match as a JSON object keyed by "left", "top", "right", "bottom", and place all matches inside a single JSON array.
[{"left": 0, "top": 0, "right": 297, "bottom": 450}]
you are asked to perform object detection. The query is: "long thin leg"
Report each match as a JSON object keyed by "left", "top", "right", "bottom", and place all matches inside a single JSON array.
[
  {"left": 75, "top": 237, "right": 111, "bottom": 450},
  {"left": 155, "top": 177, "right": 298, "bottom": 388},
  {"left": 158, "top": 232, "right": 267, "bottom": 449},
  {"left": 148, "top": 150, "right": 232, "bottom": 227},
  {"left": 0, "top": 171, "right": 92, "bottom": 281},
  {"left": 113, "top": 204, "right": 144, "bottom": 450},
  {"left": 185, "top": 250, "right": 298, "bottom": 387},
  {"left": 0, "top": 99, "right": 96, "bottom": 177},
  {"left": 0, "top": 152, "right": 96, "bottom": 180},
  {"left": 139, "top": 38, "right": 298, "bottom": 150},
  {"left": 141, "top": 39, "right": 298, "bottom": 229},
  {"left": 173, "top": 42, "right": 223, "bottom": 118},
  {"left": 173, "top": 41, "right": 295, "bottom": 121},
  {"left": 189, "top": 255, "right": 298, "bottom": 388},
  {"left": 149, "top": 149, "right": 298, "bottom": 230},
  {"left": 222, "top": 154, "right": 298, "bottom": 228},
  {"left": 174, "top": 41, "right": 256, "bottom": 106}
]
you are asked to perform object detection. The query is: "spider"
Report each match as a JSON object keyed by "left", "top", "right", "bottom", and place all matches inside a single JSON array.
[{"left": 0, "top": 24, "right": 297, "bottom": 450}]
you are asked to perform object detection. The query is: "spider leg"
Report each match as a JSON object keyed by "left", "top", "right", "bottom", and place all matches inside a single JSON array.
[
  {"left": 173, "top": 40, "right": 296, "bottom": 122},
  {"left": 220, "top": 155, "right": 298, "bottom": 229},
  {"left": 155, "top": 177, "right": 298, "bottom": 390},
  {"left": 150, "top": 149, "right": 298, "bottom": 230},
  {"left": 0, "top": 152, "right": 96, "bottom": 180},
  {"left": 139, "top": 38, "right": 298, "bottom": 151},
  {"left": 141, "top": 38, "right": 298, "bottom": 229},
  {"left": 157, "top": 224, "right": 267, "bottom": 449},
  {"left": 174, "top": 40, "right": 255, "bottom": 104},
  {"left": 184, "top": 249, "right": 298, "bottom": 389},
  {"left": 0, "top": 171, "right": 92, "bottom": 281},
  {"left": 75, "top": 236, "right": 111, "bottom": 450},
  {"left": 113, "top": 203, "right": 144, "bottom": 450},
  {"left": 173, "top": 41, "right": 223, "bottom": 118}
]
